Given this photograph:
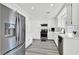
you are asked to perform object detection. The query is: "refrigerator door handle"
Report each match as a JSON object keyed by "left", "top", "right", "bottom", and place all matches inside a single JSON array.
[
  {"left": 15, "top": 16, "right": 18, "bottom": 42},
  {"left": 17, "top": 15, "right": 20, "bottom": 43},
  {"left": 16, "top": 15, "right": 19, "bottom": 42},
  {"left": 15, "top": 17, "right": 17, "bottom": 42},
  {"left": 17, "top": 16, "right": 20, "bottom": 42}
]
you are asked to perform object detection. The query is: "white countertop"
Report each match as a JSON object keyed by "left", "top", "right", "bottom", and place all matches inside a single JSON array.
[
  {"left": 58, "top": 33, "right": 79, "bottom": 39},
  {"left": 53, "top": 32, "right": 79, "bottom": 55},
  {"left": 48, "top": 31, "right": 79, "bottom": 39}
]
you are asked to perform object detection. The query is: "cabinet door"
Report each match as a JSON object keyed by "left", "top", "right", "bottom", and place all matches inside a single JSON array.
[
  {"left": 67, "top": 3, "right": 79, "bottom": 25},
  {"left": 63, "top": 39, "right": 79, "bottom": 55},
  {"left": 72, "top": 4, "right": 79, "bottom": 25},
  {"left": 66, "top": 4, "right": 72, "bottom": 25}
]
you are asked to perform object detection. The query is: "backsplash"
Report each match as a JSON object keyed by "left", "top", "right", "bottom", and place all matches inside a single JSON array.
[
  {"left": 67, "top": 25, "right": 79, "bottom": 36},
  {"left": 55, "top": 27, "right": 65, "bottom": 34}
]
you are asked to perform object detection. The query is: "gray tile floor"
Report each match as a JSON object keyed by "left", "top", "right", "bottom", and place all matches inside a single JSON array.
[{"left": 26, "top": 39, "right": 59, "bottom": 55}]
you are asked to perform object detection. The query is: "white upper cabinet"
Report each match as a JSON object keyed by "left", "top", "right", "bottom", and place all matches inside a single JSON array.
[
  {"left": 57, "top": 3, "right": 79, "bottom": 27},
  {"left": 57, "top": 5, "right": 67, "bottom": 27},
  {"left": 66, "top": 4, "right": 72, "bottom": 25},
  {"left": 72, "top": 4, "right": 79, "bottom": 25},
  {"left": 66, "top": 3, "right": 79, "bottom": 25}
]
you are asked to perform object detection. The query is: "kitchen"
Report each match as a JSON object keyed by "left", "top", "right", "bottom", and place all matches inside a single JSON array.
[{"left": 0, "top": 3, "right": 79, "bottom": 55}]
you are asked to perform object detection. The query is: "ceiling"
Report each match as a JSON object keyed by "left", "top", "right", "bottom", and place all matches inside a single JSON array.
[{"left": 16, "top": 3, "right": 64, "bottom": 19}]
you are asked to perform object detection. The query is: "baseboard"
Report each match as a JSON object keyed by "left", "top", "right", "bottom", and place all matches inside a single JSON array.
[
  {"left": 26, "top": 43, "right": 32, "bottom": 49},
  {"left": 53, "top": 40, "right": 59, "bottom": 54}
]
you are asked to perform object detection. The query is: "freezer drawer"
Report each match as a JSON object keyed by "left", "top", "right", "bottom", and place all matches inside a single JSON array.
[
  {"left": 6, "top": 43, "right": 25, "bottom": 55},
  {"left": 2, "top": 37, "right": 18, "bottom": 54}
]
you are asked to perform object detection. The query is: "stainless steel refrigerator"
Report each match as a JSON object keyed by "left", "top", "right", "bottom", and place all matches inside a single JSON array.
[{"left": 0, "top": 4, "right": 25, "bottom": 55}]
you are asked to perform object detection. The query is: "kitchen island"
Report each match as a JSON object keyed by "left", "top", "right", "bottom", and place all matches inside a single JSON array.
[{"left": 58, "top": 33, "right": 79, "bottom": 55}]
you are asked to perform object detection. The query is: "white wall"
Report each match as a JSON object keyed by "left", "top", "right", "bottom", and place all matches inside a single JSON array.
[
  {"left": 26, "top": 18, "right": 33, "bottom": 48},
  {"left": 30, "top": 19, "right": 48, "bottom": 39},
  {"left": 30, "top": 18, "right": 58, "bottom": 40}
]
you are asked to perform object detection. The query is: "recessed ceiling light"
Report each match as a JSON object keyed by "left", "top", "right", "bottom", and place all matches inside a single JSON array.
[
  {"left": 50, "top": 4, "right": 54, "bottom": 7},
  {"left": 31, "top": 6, "right": 34, "bottom": 10}
]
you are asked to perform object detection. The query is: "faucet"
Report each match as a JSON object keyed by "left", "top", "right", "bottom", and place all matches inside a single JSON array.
[{"left": 73, "top": 31, "right": 77, "bottom": 34}]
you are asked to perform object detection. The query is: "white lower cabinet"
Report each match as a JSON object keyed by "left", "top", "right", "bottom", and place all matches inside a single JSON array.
[
  {"left": 48, "top": 32, "right": 58, "bottom": 47},
  {"left": 63, "top": 38, "right": 79, "bottom": 55}
]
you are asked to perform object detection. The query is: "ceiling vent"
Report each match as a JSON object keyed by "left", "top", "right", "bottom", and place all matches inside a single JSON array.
[{"left": 46, "top": 11, "right": 50, "bottom": 14}]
